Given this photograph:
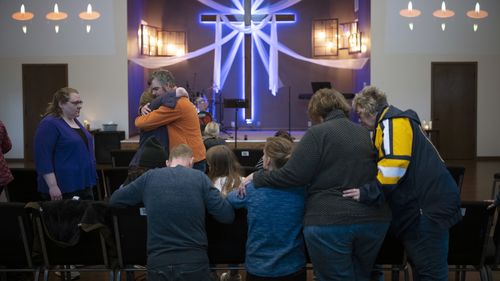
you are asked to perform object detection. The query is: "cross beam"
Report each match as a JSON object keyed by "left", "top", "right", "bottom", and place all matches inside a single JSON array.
[{"left": 201, "top": 1, "right": 295, "bottom": 119}]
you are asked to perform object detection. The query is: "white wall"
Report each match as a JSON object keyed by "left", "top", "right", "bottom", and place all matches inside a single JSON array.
[
  {"left": 0, "top": 0, "right": 128, "bottom": 159},
  {"left": 371, "top": 0, "right": 500, "bottom": 157}
]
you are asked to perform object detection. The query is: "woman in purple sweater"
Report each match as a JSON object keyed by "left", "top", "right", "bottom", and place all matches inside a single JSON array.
[{"left": 34, "top": 87, "right": 97, "bottom": 201}]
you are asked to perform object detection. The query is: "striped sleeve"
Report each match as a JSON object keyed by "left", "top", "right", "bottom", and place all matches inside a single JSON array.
[{"left": 374, "top": 117, "right": 413, "bottom": 189}]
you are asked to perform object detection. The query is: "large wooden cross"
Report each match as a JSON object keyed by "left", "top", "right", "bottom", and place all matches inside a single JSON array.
[{"left": 201, "top": 0, "right": 295, "bottom": 119}]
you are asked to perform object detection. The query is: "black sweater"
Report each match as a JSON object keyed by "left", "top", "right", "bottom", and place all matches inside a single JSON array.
[{"left": 253, "top": 110, "right": 391, "bottom": 226}]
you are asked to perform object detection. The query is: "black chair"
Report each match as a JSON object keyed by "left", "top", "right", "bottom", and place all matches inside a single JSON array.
[
  {"left": 374, "top": 233, "right": 409, "bottom": 281},
  {"left": 232, "top": 149, "right": 263, "bottom": 167},
  {"left": 206, "top": 209, "right": 247, "bottom": 269},
  {"left": 101, "top": 167, "right": 129, "bottom": 199},
  {"left": 31, "top": 201, "right": 114, "bottom": 281},
  {"left": 446, "top": 166, "right": 465, "bottom": 195},
  {"left": 486, "top": 206, "right": 500, "bottom": 280},
  {"left": 491, "top": 172, "right": 500, "bottom": 199},
  {"left": 110, "top": 206, "right": 147, "bottom": 281},
  {"left": 0, "top": 202, "right": 40, "bottom": 281},
  {"left": 448, "top": 201, "right": 495, "bottom": 281},
  {"left": 110, "top": 150, "right": 137, "bottom": 167},
  {"left": 5, "top": 168, "right": 41, "bottom": 203}
]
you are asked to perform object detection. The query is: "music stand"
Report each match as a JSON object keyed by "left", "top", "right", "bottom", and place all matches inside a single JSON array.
[{"left": 223, "top": 99, "right": 249, "bottom": 149}]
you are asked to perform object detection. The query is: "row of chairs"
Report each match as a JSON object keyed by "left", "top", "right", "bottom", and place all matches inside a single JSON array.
[{"left": 1, "top": 200, "right": 499, "bottom": 281}]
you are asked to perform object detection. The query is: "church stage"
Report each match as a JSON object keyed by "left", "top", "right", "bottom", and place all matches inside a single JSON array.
[{"left": 120, "top": 130, "right": 306, "bottom": 150}]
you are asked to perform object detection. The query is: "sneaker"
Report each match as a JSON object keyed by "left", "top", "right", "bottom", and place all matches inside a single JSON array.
[{"left": 220, "top": 272, "right": 242, "bottom": 281}]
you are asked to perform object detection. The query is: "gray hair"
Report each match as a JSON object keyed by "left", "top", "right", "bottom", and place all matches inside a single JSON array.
[{"left": 352, "top": 86, "right": 388, "bottom": 116}]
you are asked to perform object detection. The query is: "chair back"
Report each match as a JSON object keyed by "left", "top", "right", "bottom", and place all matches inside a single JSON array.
[
  {"left": 448, "top": 201, "right": 495, "bottom": 267},
  {"left": 0, "top": 202, "right": 36, "bottom": 269},
  {"left": 206, "top": 208, "right": 247, "bottom": 265},
  {"left": 6, "top": 168, "right": 41, "bottom": 203},
  {"left": 101, "top": 167, "right": 129, "bottom": 198},
  {"left": 446, "top": 166, "right": 465, "bottom": 195},
  {"left": 232, "top": 149, "right": 263, "bottom": 167},
  {"left": 31, "top": 201, "right": 114, "bottom": 281},
  {"left": 110, "top": 149, "right": 137, "bottom": 167},
  {"left": 110, "top": 205, "right": 148, "bottom": 267}
]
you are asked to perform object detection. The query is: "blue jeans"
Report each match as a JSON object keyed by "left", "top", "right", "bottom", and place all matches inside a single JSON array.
[
  {"left": 402, "top": 215, "right": 449, "bottom": 281},
  {"left": 304, "top": 222, "right": 389, "bottom": 281},
  {"left": 147, "top": 263, "right": 210, "bottom": 281}
]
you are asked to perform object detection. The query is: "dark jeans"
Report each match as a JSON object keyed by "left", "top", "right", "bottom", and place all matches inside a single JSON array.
[
  {"left": 39, "top": 187, "right": 94, "bottom": 201},
  {"left": 304, "top": 222, "right": 389, "bottom": 281},
  {"left": 246, "top": 268, "right": 306, "bottom": 281},
  {"left": 147, "top": 263, "right": 210, "bottom": 281},
  {"left": 193, "top": 159, "right": 207, "bottom": 173},
  {"left": 402, "top": 216, "right": 449, "bottom": 281}
]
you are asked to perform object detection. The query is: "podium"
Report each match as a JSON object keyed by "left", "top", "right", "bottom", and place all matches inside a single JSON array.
[{"left": 223, "top": 99, "right": 249, "bottom": 149}]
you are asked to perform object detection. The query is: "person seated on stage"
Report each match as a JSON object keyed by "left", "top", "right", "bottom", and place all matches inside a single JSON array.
[
  {"left": 254, "top": 130, "right": 294, "bottom": 170},
  {"left": 227, "top": 137, "right": 307, "bottom": 281},
  {"left": 205, "top": 144, "right": 243, "bottom": 281},
  {"left": 195, "top": 96, "right": 212, "bottom": 132},
  {"left": 110, "top": 144, "right": 234, "bottom": 281},
  {"left": 135, "top": 69, "right": 207, "bottom": 172},
  {"left": 203, "top": 122, "right": 227, "bottom": 151},
  {"left": 121, "top": 136, "right": 168, "bottom": 188}
]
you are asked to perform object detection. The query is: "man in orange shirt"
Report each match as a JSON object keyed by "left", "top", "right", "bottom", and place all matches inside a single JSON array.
[{"left": 135, "top": 70, "right": 206, "bottom": 172}]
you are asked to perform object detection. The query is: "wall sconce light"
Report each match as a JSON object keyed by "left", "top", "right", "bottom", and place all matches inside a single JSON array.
[
  {"left": 46, "top": 3, "right": 68, "bottom": 21},
  {"left": 433, "top": 1, "right": 454, "bottom": 18},
  {"left": 12, "top": 4, "right": 34, "bottom": 21},
  {"left": 12, "top": 4, "right": 34, "bottom": 34},
  {"left": 400, "top": 1, "right": 421, "bottom": 18},
  {"left": 312, "top": 19, "right": 338, "bottom": 57},
  {"left": 79, "top": 4, "right": 100, "bottom": 33},
  {"left": 140, "top": 24, "right": 187, "bottom": 57},
  {"left": 339, "top": 21, "right": 362, "bottom": 54}
]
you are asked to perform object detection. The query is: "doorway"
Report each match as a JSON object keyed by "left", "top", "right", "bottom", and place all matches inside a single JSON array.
[
  {"left": 22, "top": 64, "right": 68, "bottom": 162},
  {"left": 431, "top": 62, "right": 477, "bottom": 160}
]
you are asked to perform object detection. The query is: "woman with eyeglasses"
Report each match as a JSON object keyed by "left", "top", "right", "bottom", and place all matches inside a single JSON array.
[{"left": 34, "top": 87, "right": 97, "bottom": 201}]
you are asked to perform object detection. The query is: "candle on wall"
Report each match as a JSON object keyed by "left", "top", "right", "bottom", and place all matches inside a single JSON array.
[{"left": 83, "top": 120, "right": 90, "bottom": 130}]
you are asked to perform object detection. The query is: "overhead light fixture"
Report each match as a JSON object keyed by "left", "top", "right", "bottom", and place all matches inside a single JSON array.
[
  {"left": 400, "top": 1, "right": 421, "bottom": 18},
  {"left": 441, "top": 23, "right": 446, "bottom": 31},
  {"left": 22, "top": 26, "right": 27, "bottom": 34},
  {"left": 467, "top": 2, "right": 488, "bottom": 19},
  {"left": 409, "top": 22, "right": 414, "bottom": 31},
  {"left": 79, "top": 4, "right": 100, "bottom": 20},
  {"left": 12, "top": 4, "right": 34, "bottom": 21},
  {"left": 433, "top": 1, "right": 454, "bottom": 18},
  {"left": 46, "top": 3, "right": 67, "bottom": 21},
  {"left": 473, "top": 24, "right": 478, "bottom": 32}
]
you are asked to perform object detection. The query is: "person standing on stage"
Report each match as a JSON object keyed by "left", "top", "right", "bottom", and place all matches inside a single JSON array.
[
  {"left": 34, "top": 87, "right": 97, "bottom": 200},
  {"left": 346, "top": 86, "right": 461, "bottom": 281}
]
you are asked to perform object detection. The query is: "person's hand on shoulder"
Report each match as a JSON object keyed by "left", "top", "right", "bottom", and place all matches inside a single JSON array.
[
  {"left": 238, "top": 173, "right": 254, "bottom": 197},
  {"left": 175, "top": 87, "right": 189, "bottom": 98},
  {"left": 141, "top": 103, "right": 152, "bottom": 115}
]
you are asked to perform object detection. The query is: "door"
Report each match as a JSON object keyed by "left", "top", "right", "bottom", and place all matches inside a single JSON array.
[
  {"left": 431, "top": 62, "right": 477, "bottom": 160},
  {"left": 22, "top": 64, "right": 68, "bottom": 162}
]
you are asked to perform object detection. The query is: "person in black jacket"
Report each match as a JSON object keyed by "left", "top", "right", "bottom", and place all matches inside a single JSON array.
[{"left": 346, "top": 86, "right": 462, "bottom": 281}]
